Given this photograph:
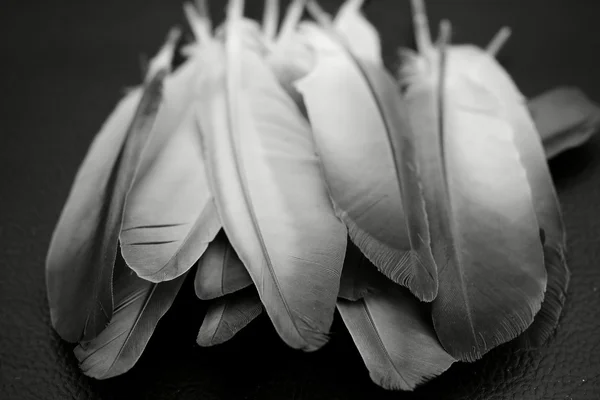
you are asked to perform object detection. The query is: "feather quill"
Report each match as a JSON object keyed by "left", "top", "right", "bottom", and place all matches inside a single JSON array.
[
  {"left": 196, "top": 0, "right": 347, "bottom": 351},
  {"left": 299, "top": 1, "right": 437, "bottom": 301},
  {"left": 528, "top": 86, "right": 600, "bottom": 158},
  {"left": 337, "top": 284, "right": 455, "bottom": 391},
  {"left": 197, "top": 287, "right": 263, "bottom": 347},
  {"left": 194, "top": 231, "right": 253, "bottom": 300},
  {"left": 183, "top": 0, "right": 212, "bottom": 45},
  {"left": 45, "top": 29, "right": 180, "bottom": 342},
  {"left": 263, "top": 0, "right": 280, "bottom": 44},
  {"left": 400, "top": 1, "right": 546, "bottom": 361},
  {"left": 74, "top": 263, "right": 186, "bottom": 379}
]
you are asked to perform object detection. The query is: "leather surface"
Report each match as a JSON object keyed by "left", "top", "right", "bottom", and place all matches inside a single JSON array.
[{"left": 1, "top": 0, "right": 599, "bottom": 399}]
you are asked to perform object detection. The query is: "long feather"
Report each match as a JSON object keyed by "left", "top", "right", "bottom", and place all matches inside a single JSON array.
[
  {"left": 194, "top": 230, "right": 252, "bottom": 300},
  {"left": 197, "top": 287, "right": 263, "bottom": 347},
  {"left": 449, "top": 42, "right": 571, "bottom": 347},
  {"left": 400, "top": 5, "right": 546, "bottom": 361},
  {"left": 196, "top": 0, "right": 347, "bottom": 351},
  {"left": 337, "top": 286, "right": 455, "bottom": 391},
  {"left": 74, "top": 263, "right": 186, "bottom": 379},
  {"left": 119, "top": 63, "right": 221, "bottom": 282},
  {"left": 299, "top": 2, "right": 437, "bottom": 301},
  {"left": 45, "top": 29, "right": 180, "bottom": 342},
  {"left": 528, "top": 86, "right": 600, "bottom": 159}
]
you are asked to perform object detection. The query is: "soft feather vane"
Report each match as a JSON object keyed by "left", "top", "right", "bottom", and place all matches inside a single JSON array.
[{"left": 45, "top": 0, "right": 590, "bottom": 392}]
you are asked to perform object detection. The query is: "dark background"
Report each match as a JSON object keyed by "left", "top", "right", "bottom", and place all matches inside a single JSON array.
[{"left": 1, "top": 0, "right": 600, "bottom": 399}]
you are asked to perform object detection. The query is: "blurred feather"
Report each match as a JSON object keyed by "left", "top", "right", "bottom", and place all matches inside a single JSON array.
[
  {"left": 333, "top": 0, "right": 382, "bottom": 66},
  {"left": 263, "top": 0, "right": 280, "bottom": 44}
]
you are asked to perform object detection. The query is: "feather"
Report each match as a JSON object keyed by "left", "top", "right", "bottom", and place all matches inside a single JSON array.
[
  {"left": 74, "top": 262, "right": 186, "bottom": 379},
  {"left": 528, "top": 86, "right": 600, "bottom": 158},
  {"left": 45, "top": 29, "right": 180, "bottom": 343},
  {"left": 195, "top": 0, "right": 347, "bottom": 351},
  {"left": 194, "top": 230, "right": 252, "bottom": 300},
  {"left": 485, "top": 26, "right": 512, "bottom": 58},
  {"left": 337, "top": 285, "right": 455, "bottom": 391},
  {"left": 400, "top": 3, "right": 546, "bottom": 361},
  {"left": 333, "top": 0, "right": 382, "bottom": 66},
  {"left": 448, "top": 36, "right": 571, "bottom": 348},
  {"left": 299, "top": 1, "right": 437, "bottom": 301},
  {"left": 119, "top": 59, "right": 221, "bottom": 282},
  {"left": 197, "top": 287, "right": 263, "bottom": 347}
]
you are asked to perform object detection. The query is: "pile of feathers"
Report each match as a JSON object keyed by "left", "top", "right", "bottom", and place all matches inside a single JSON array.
[{"left": 45, "top": 0, "right": 600, "bottom": 391}]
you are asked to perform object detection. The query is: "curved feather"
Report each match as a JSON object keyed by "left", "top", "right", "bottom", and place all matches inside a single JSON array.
[
  {"left": 333, "top": 0, "right": 382, "bottom": 66},
  {"left": 296, "top": 11, "right": 437, "bottom": 301},
  {"left": 400, "top": 9, "right": 546, "bottom": 361},
  {"left": 74, "top": 264, "right": 186, "bottom": 379},
  {"left": 528, "top": 86, "right": 600, "bottom": 159},
  {"left": 120, "top": 58, "right": 221, "bottom": 282},
  {"left": 197, "top": 287, "right": 263, "bottom": 347},
  {"left": 450, "top": 45, "right": 570, "bottom": 347},
  {"left": 337, "top": 286, "right": 455, "bottom": 391},
  {"left": 196, "top": 1, "right": 347, "bottom": 351},
  {"left": 45, "top": 29, "right": 180, "bottom": 342},
  {"left": 194, "top": 230, "right": 253, "bottom": 300}
]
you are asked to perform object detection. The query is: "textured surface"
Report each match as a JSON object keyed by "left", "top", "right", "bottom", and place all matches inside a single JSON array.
[{"left": 1, "top": 0, "right": 600, "bottom": 399}]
